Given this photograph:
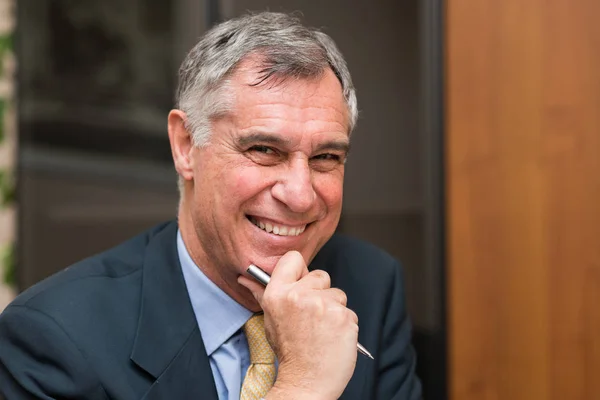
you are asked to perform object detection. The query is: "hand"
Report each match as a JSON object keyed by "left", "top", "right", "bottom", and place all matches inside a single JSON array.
[{"left": 238, "top": 251, "right": 359, "bottom": 400}]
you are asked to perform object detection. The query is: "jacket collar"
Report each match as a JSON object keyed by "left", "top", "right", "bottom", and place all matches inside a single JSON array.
[{"left": 129, "top": 221, "right": 217, "bottom": 400}]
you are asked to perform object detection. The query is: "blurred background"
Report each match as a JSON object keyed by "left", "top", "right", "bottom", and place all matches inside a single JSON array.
[{"left": 2, "top": 1, "right": 599, "bottom": 399}]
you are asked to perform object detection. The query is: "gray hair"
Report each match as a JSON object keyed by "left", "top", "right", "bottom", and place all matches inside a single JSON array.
[{"left": 176, "top": 12, "right": 358, "bottom": 147}]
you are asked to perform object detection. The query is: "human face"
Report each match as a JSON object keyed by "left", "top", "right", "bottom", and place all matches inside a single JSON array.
[{"left": 181, "top": 58, "right": 349, "bottom": 308}]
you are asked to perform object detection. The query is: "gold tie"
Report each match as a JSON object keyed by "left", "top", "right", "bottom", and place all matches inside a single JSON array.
[{"left": 241, "top": 314, "right": 276, "bottom": 400}]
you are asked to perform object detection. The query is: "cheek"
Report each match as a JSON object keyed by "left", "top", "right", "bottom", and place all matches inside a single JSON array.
[
  {"left": 195, "top": 157, "right": 253, "bottom": 216},
  {"left": 314, "top": 173, "right": 344, "bottom": 211},
  {"left": 227, "top": 164, "right": 274, "bottom": 205}
]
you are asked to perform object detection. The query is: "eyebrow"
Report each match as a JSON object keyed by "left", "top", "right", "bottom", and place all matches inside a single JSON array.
[
  {"left": 236, "top": 131, "right": 350, "bottom": 154},
  {"left": 236, "top": 132, "right": 293, "bottom": 148},
  {"left": 314, "top": 140, "right": 351, "bottom": 155}
]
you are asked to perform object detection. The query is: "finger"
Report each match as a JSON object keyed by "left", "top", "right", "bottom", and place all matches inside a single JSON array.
[
  {"left": 295, "top": 269, "right": 332, "bottom": 291},
  {"left": 347, "top": 309, "right": 359, "bottom": 325},
  {"left": 238, "top": 275, "right": 266, "bottom": 303},
  {"left": 320, "top": 287, "right": 347, "bottom": 306},
  {"left": 270, "top": 251, "right": 309, "bottom": 286}
]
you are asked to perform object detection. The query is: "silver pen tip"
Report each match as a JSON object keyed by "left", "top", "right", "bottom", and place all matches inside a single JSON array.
[{"left": 357, "top": 343, "right": 375, "bottom": 360}]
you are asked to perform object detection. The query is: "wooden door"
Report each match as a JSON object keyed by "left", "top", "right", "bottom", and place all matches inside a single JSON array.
[{"left": 446, "top": 0, "right": 600, "bottom": 399}]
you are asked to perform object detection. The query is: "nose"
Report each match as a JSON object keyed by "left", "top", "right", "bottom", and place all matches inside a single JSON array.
[{"left": 271, "top": 157, "right": 317, "bottom": 213}]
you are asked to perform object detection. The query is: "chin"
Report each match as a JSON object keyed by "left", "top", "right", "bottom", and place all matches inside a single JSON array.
[
  {"left": 250, "top": 248, "right": 320, "bottom": 278},
  {"left": 244, "top": 254, "right": 281, "bottom": 275}
]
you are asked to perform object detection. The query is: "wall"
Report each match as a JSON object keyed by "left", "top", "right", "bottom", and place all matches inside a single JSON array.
[
  {"left": 16, "top": 0, "right": 185, "bottom": 288},
  {"left": 447, "top": 0, "right": 600, "bottom": 398}
]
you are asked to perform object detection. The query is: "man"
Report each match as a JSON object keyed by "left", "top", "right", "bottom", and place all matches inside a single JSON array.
[{"left": 0, "top": 12, "right": 421, "bottom": 399}]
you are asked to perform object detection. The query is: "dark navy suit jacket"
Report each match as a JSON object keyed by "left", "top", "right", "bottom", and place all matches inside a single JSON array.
[{"left": 0, "top": 221, "right": 421, "bottom": 399}]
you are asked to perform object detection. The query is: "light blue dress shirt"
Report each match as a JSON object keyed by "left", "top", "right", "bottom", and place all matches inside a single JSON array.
[{"left": 177, "top": 230, "right": 254, "bottom": 400}]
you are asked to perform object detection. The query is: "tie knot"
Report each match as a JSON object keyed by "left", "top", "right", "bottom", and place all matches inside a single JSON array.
[{"left": 243, "top": 314, "right": 275, "bottom": 364}]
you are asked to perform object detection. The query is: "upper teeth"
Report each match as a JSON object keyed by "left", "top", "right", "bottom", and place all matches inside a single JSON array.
[{"left": 250, "top": 217, "right": 306, "bottom": 236}]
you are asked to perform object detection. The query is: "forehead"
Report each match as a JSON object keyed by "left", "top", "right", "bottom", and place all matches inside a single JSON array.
[{"left": 225, "top": 56, "right": 350, "bottom": 139}]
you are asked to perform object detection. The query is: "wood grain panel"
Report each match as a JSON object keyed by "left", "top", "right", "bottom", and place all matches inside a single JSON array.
[{"left": 446, "top": 0, "right": 600, "bottom": 399}]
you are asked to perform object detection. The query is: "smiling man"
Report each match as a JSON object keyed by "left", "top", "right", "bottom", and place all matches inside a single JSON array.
[
  {"left": 172, "top": 53, "right": 350, "bottom": 313},
  {"left": 0, "top": 12, "right": 421, "bottom": 400}
]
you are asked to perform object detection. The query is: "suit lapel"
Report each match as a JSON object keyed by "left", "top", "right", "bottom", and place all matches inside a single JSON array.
[
  {"left": 131, "top": 221, "right": 219, "bottom": 400},
  {"left": 140, "top": 328, "right": 219, "bottom": 399}
]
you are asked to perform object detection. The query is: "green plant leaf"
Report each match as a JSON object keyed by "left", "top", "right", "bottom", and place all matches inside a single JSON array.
[
  {"left": 0, "top": 34, "right": 11, "bottom": 76},
  {"left": 0, "top": 32, "right": 15, "bottom": 288},
  {"left": 1, "top": 244, "right": 15, "bottom": 287},
  {"left": 0, "top": 99, "right": 5, "bottom": 143},
  {"left": 0, "top": 169, "right": 14, "bottom": 206},
  {"left": 0, "top": 34, "right": 12, "bottom": 52},
  {"left": 2, "top": 180, "right": 15, "bottom": 206}
]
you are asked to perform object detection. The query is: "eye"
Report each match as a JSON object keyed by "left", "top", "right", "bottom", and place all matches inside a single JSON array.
[
  {"left": 313, "top": 153, "right": 341, "bottom": 161},
  {"left": 249, "top": 145, "right": 276, "bottom": 154},
  {"left": 310, "top": 153, "right": 345, "bottom": 172},
  {"left": 245, "top": 145, "right": 282, "bottom": 166}
]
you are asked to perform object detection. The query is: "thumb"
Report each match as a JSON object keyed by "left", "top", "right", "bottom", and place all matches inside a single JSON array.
[
  {"left": 238, "top": 275, "right": 266, "bottom": 303},
  {"left": 270, "top": 250, "right": 309, "bottom": 286}
]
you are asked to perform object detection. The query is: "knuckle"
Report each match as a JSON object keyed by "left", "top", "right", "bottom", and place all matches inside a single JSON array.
[
  {"left": 313, "top": 296, "right": 326, "bottom": 315},
  {"left": 285, "top": 288, "right": 301, "bottom": 307},
  {"left": 300, "top": 294, "right": 326, "bottom": 316},
  {"left": 301, "top": 294, "right": 324, "bottom": 313},
  {"left": 334, "top": 288, "right": 347, "bottom": 305},
  {"left": 312, "top": 270, "right": 331, "bottom": 287},
  {"left": 328, "top": 303, "right": 347, "bottom": 321}
]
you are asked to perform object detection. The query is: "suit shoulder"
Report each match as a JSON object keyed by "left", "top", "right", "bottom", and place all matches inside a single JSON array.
[
  {"left": 322, "top": 233, "right": 396, "bottom": 263},
  {"left": 316, "top": 234, "right": 399, "bottom": 277},
  {"left": 8, "top": 221, "right": 173, "bottom": 312}
]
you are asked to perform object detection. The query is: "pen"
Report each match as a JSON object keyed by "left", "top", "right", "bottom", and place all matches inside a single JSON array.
[{"left": 246, "top": 264, "right": 375, "bottom": 360}]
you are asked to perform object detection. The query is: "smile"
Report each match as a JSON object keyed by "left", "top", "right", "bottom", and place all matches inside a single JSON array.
[{"left": 247, "top": 216, "right": 307, "bottom": 237}]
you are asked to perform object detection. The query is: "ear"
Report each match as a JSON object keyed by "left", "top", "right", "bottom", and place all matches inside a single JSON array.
[{"left": 168, "top": 109, "right": 194, "bottom": 182}]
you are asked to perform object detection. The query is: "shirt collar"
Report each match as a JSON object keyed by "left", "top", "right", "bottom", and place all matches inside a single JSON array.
[{"left": 177, "top": 230, "right": 253, "bottom": 356}]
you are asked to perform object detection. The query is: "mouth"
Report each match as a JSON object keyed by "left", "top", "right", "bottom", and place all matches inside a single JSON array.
[{"left": 246, "top": 215, "right": 309, "bottom": 237}]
